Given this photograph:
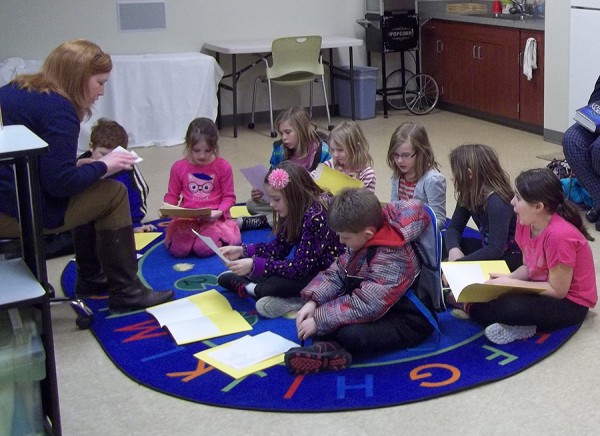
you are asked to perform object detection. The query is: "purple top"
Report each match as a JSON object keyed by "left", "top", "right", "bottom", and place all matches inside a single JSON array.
[{"left": 244, "top": 195, "right": 344, "bottom": 280}]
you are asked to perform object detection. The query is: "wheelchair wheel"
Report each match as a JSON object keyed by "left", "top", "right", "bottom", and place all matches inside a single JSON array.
[
  {"left": 403, "top": 73, "right": 439, "bottom": 115},
  {"left": 385, "top": 68, "right": 415, "bottom": 110}
]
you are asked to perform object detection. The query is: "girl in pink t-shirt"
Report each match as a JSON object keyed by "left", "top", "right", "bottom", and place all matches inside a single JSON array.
[
  {"left": 466, "top": 168, "right": 597, "bottom": 345},
  {"left": 162, "top": 118, "right": 240, "bottom": 258}
]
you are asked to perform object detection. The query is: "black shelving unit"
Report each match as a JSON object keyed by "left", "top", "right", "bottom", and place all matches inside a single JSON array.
[{"left": 0, "top": 125, "right": 61, "bottom": 435}]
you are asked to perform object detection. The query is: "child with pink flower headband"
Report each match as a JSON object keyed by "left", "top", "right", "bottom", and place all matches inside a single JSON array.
[{"left": 218, "top": 161, "right": 344, "bottom": 319}]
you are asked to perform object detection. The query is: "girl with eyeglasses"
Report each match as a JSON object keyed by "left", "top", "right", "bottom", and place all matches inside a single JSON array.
[{"left": 386, "top": 122, "right": 446, "bottom": 230}]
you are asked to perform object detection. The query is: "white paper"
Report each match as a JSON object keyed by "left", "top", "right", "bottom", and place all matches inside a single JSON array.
[
  {"left": 208, "top": 332, "right": 299, "bottom": 370},
  {"left": 113, "top": 145, "right": 143, "bottom": 163},
  {"left": 166, "top": 316, "right": 221, "bottom": 344},
  {"left": 191, "top": 229, "right": 230, "bottom": 265},
  {"left": 146, "top": 297, "right": 206, "bottom": 327}
]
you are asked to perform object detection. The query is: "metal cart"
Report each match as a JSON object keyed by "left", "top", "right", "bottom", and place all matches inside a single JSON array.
[{"left": 357, "top": 4, "right": 439, "bottom": 117}]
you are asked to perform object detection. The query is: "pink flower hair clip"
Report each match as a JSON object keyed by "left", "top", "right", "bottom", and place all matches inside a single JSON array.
[{"left": 268, "top": 168, "right": 290, "bottom": 190}]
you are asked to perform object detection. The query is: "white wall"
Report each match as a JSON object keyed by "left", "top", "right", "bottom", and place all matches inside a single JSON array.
[
  {"left": 543, "top": 0, "right": 571, "bottom": 139},
  {"left": 0, "top": 0, "right": 365, "bottom": 116},
  {"left": 0, "top": 0, "right": 574, "bottom": 135}
]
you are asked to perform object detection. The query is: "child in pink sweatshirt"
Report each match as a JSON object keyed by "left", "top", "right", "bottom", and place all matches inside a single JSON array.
[{"left": 163, "top": 118, "right": 240, "bottom": 257}]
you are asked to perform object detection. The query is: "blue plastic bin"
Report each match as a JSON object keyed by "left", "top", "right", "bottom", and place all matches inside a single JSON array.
[{"left": 334, "top": 65, "right": 379, "bottom": 120}]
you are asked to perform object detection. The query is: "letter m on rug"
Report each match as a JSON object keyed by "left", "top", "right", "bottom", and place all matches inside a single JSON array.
[{"left": 115, "top": 319, "right": 169, "bottom": 343}]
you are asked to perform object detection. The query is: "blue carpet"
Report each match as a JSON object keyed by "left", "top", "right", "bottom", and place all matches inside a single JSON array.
[{"left": 61, "top": 219, "right": 580, "bottom": 412}]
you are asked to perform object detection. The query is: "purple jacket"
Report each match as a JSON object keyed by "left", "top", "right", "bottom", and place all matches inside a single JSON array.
[{"left": 244, "top": 195, "right": 344, "bottom": 280}]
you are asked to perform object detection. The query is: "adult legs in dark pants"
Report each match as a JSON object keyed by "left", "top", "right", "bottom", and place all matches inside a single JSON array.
[
  {"left": 0, "top": 179, "right": 174, "bottom": 311},
  {"left": 562, "top": 123, "right": 600, "bottom": 227}
]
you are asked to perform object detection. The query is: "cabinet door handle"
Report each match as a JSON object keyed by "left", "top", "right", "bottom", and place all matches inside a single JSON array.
[
  {"left": 472, "top": 45, "right": 477, "bottom": 59},
  {"left": 436, "top": 40, "right": 443, "bottom": 53},
  {"left": 518, "top": 52, "right": 523, "bottom": 66},
  {"left": 477, "top": 46, "right": 483, "bottom": 60}
]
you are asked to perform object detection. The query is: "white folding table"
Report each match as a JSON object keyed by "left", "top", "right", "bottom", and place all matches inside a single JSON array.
[{"left": 203, "top": 36, "right": 364, "bottom": 138}]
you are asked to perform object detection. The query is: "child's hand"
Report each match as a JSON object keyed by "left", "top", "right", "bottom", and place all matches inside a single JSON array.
[
  {"left": 76, "top": 157, "right": 95, "bottom": 167},
  {"left": 296, "top": 301, "right": 317, "bottom": 328},
  {"left": 297, "top": 317, "right": 317, "bottom": 341},
  {"left": 227, "top": 258, "right": 253, "bottom": 276},
  {"left": 447, "top": 247, "right": 465, "bottom": 262},
  {"left": 486, "top": 272, "right": 511, "bottom": 285},
  {"left": 99, "top": 151, "right": 136, "bottom": 177},
  {"left": 250, "top": 188, "right": 264, "bottom": 202},
  {"left": 206, "top": 210, "right": 223, "bottom": 221},
  {"left": 134, "top": 224, "right": 157, "bottom": 233},
  {"left": 220, "top": 245, "right": 243, "bottom": 261}
]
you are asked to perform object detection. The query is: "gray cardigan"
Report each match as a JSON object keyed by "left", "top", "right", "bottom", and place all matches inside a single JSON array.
[{"left": 391, "top": 168, "right": 447, "bottom": 230}]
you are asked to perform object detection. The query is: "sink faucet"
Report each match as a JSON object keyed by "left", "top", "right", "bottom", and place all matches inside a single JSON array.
[{"left": 510, "top": 0, "right": 532, "bottom": 17}]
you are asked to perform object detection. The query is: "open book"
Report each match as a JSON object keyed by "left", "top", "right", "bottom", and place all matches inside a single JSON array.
[
  {"left": 159, "top": 204, "right": 211, "bottom": 218},
  {"left": 146, "top": 289, "right": 252, "bottom": 345},
  {"left": 195, "top": 332, "right": 299, "bottom": 379},
  {"left": 441, "top": 260, "right": 545, "bottom": 303},
  {"left": 312, "top": 163, "right": 364, "bottom": 195}
]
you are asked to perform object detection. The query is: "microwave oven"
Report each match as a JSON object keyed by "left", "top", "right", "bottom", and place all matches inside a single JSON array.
[{"left": 365, "top": 0, "right": 415, "bottom": 15}]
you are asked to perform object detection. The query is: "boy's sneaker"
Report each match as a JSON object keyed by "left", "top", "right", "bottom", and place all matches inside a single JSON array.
[
  {"left": 285, "top": 341, "right": 352, "bottom": 375},
  {"left": 256, "top": 296, "right": 304, "bottom": 318},
  {"left": 238, "top": 215, "right": 269, "bottom": 231},
  {"left": 484, "top": 323, "right": 536, "bottom": 345},
  {"left": 217, "top": 271, "right": 253, "bottom": 298}
]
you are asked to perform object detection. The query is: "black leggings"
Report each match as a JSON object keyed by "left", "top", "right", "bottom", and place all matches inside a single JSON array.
[
  {"left": 253, "top": 273, "right": 317, "bottom": 299},
  {"left": 460, "top": 237, "right": 522, "bottom": 272},
  {"left": 468, "top": 294, "right": 589, "bottom": 331}
]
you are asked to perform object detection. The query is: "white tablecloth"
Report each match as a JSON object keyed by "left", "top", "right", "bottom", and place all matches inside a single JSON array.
[{"left": 0, "top": 52, "right": 223, "bottom": 150}]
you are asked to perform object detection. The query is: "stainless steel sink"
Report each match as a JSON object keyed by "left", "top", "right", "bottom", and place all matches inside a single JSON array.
[{"left": 466, "top": 13, "right": 541, "bottom": 21}]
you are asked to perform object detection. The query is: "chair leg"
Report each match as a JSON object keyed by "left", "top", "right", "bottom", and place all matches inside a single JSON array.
[
  {"left": 267, "top": 79, "right": 276, "bottom": 138},
  {"left": 249, "top": 76, "right": 263, "bottom": 129},
  {"left": 320, "top": 74, "right": 333, "bottom": 131},
  {"left": 309, "top": 82, "right": 314, "bottom": 118}
]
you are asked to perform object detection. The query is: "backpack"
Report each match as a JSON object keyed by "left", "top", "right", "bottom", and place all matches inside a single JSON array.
[
  {"left": 366, "top": 202, "right": 445, "bottom": 332},
  {"left": 546, "top": 158, "right": 572, "bottom": 179}
]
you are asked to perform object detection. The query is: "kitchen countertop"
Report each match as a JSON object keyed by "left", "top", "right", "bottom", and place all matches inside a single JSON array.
[{"left": 417, "top": 1, "right": 545, "bottom": 31}]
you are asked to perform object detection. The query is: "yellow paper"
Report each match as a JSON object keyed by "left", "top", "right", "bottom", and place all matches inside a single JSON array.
[
  {"left": 195, "top": 341, "right": 284, "bottom": 379},
  {"left": 441, "top": 260, "right": 544, "bottom": 303},
  {"left": 312, "top": 163, "right": 363, "bottom": 195},
  {"left": 229, "top": 205, "right": 251, "bottom": 218},
  {"left": 134, "top": 232, "right": 161, "bottom": 250}
]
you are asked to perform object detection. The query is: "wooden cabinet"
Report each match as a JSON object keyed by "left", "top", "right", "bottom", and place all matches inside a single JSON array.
[
  {"left": 421, "top": 20, "right": 544, "bottom": 129},
  {"left": 519, "top": 30, "right": 544, "bottom": 127}
]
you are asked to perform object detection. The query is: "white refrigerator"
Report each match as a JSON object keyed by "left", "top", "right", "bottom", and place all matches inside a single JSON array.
[{"left": 568, "top": 0, "right": 600, "bottom": 125}]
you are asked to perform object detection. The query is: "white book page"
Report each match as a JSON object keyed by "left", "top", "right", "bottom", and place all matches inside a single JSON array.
[
  {"left": 191, "top": 230, "right": 230, "bottom": 265},
  {"left": 441, "top": 263, "right": 486, "bottom": 298},
  {"left": 167, "top": 317, "right": 221, "bottom": 344},
  {"left": 208, "top": 332, "right": 299, "bottom": 370},
  {"left": 146, "top": 298, "right": 205, "bottom": 327}
]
